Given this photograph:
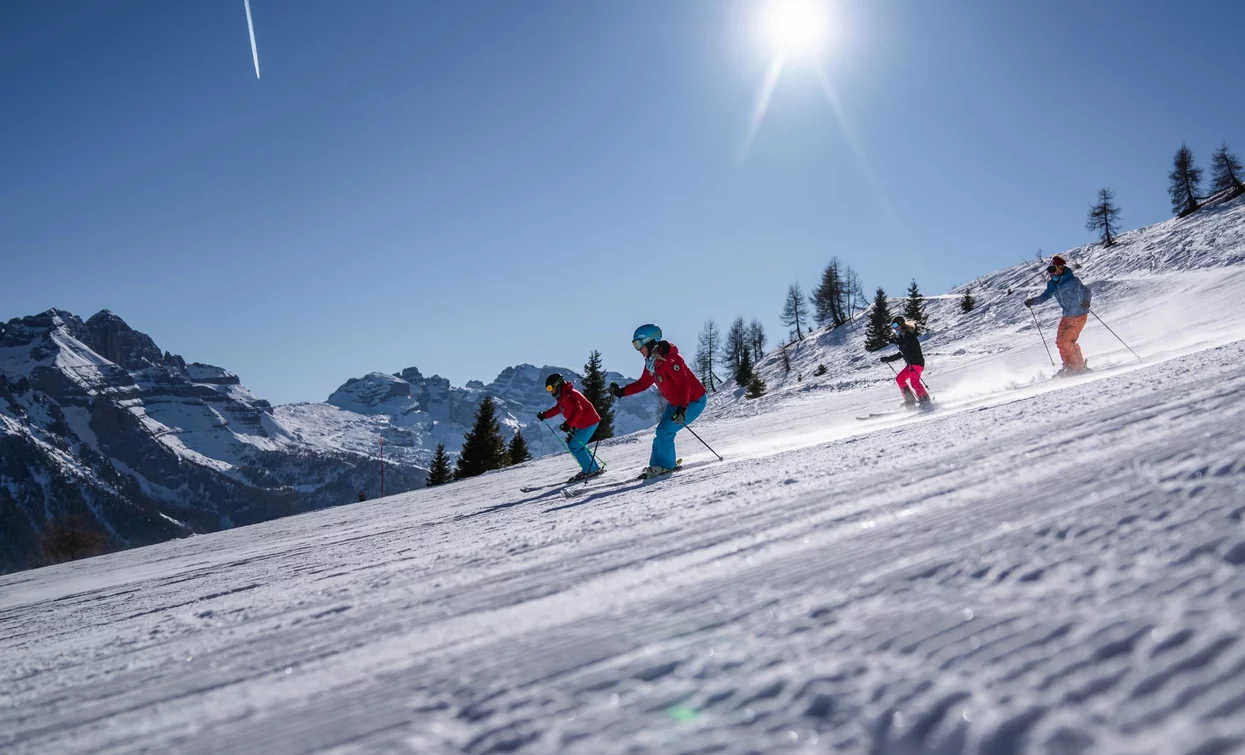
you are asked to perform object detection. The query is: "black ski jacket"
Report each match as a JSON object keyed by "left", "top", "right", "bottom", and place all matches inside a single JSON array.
[{"left": 881, "top": 329, "right": 925, "bottom": 368}]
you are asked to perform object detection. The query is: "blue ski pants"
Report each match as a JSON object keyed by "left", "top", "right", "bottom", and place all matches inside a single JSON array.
[
  {"left": 650, "top": 395, "right": 707, "bottom": 470},
  {"left": 568, "top": 424, "right": 601, "bottom": 473}
]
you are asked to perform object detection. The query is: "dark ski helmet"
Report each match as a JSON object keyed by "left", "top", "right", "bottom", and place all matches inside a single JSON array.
[
  {"left": 545, "top": 373, "right": 565, "bottom": 393},
  {"left": 632, "top": 324, "right": 662, "bottom": 351}
]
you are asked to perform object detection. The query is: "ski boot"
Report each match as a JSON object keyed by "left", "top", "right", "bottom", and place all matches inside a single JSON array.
[
  {"left": 918, "top": 395, "right": 935, "bottom": 413},
  {"left": 637, "top": 463, "right": 679, "bottom": 480},
  {"left": 567, "top": 467, "right": 606, "bottom": 485}
]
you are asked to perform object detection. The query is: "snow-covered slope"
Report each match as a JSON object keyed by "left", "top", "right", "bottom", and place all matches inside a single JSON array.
[
  {"left": 707, "top": 192, "right": 1245, "bottom": 421},
  {"left": 1, "top": 198, "right": 1243, "bottom": 753}
]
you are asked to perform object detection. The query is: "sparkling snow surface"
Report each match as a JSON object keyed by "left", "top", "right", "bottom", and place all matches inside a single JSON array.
[{"left": 4, "top": 210, "right": 1245, "bottom": 752}]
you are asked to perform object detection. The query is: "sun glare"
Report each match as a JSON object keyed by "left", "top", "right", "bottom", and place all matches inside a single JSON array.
[{"left": 762, "top": 0, "right": 828, "bottom": 57}]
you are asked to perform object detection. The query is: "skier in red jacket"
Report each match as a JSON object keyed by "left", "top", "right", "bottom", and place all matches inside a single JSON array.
[
  {"left": 537, "top": 373, "right": 603, "bottom": 482},
  {"left": 609, "top": 324, "right": 707, "bottom": 478}
]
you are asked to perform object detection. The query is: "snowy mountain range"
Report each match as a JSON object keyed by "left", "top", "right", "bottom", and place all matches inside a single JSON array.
[
  {"left": 278, "top": 362, "right": 659, "bottom": 474},
  {"left": 0, "top": 311, "right": 656, "bottom": 572}
]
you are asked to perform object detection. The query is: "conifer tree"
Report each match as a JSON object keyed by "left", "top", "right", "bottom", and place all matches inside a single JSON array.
[
  {"left": 1168, "top": 143, "right": 1203, "bottom": 217},
  {"left": 454, "top": 395, "right": 507, "bottom": 480},
  {"left": 1211, "top": 142, "right": 1245, "bottom": 197},
  {"left": 39, "top": 513, "right": 108, "bottom": 564},
  {"left": 735, "top": 344, "right": 754, "bottom": 388},
  {"left": 721, "top": 316, "right": 748, "bottom": 376},
  {"left": 1086, "top": 187, "right": 1122, "bottom": 247},
  {"left": 903, "top": 280, "right": 929, "bottom": 332},
  {"left": 426, "top": 443, "right": 453, "bottom": 486},
  {"left": 580, "top": 350, "right": 614, "bottom": 442},
  {"left": 747, "top": 319, "right": 767, "bottom": 362},
  {"left": 781, "top": 282, "right": 810, "bottom": 340},
  {"left": 746, "top": 373, "right": 767, "bottom": 399},
  {"left": 506, "top": 430, "right": 531, "bottom": 466},
  {"left": 864, "top": 287, "right": 893, "bottom": 352},
  {"left": 844, "top": 266, "right": 866, "bottom": 319},
  {"left": 695, "top": 319, "right": 722, "bottom": 391},
  {"left": 959, "top": 289, "right": 976, "bottom": 313},
  {"left": 811, "top": 260, "right": 847, "bottom": 327}
]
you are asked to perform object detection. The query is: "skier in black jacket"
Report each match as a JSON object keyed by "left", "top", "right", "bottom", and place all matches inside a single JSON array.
[{"left": 880, "top": 316, "right": 932, "bottom": 410}]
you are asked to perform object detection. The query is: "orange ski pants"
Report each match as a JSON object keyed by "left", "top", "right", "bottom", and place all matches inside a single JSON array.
[{"left": 1056, "top": 314, "right": 1088, "bottom": 370}]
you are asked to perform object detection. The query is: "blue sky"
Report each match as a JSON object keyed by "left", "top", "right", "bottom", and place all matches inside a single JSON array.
[{"left": 2, "top": 0, "right": 1242, "bottom": 404}]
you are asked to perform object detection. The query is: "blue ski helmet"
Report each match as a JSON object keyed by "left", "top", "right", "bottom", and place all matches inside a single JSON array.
[{"left": 632, "top": 324, "right": 662, "bottom": 351}]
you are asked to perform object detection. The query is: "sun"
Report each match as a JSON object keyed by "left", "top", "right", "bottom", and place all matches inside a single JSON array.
[{"left": 762, "top": 0, "right": 829, "bottom": 58}]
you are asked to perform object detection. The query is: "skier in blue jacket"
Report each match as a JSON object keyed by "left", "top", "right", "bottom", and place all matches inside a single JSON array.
[{"left": 1025, "top": 255, "right": 1093, "bottom": 375}]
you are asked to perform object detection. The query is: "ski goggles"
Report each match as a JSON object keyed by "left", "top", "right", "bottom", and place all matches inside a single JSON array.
[
  {"left": 889, "top": 322, "right": 900, "bottom": 331},
  {"left": 1046, "top": 264, "right": 1063, "bottom": 276},
  {"left": 632, "top": 339, "right": 648, "bottom": 351},
  {"left": 545, "top": 384, "right": 556, "bottom": 392}
]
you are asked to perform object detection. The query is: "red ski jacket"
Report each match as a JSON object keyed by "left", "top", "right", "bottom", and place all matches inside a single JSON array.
[
  {"left": 538, "top": 383, "right": 601, "bottom": 430},
  {"left": 622, "top": 341, "right": 706, "bottom": 408}
]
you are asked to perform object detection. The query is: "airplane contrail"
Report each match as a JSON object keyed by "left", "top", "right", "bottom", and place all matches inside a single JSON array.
[{"left": 243, "top": 0, "right": 260, "bottom": 79}]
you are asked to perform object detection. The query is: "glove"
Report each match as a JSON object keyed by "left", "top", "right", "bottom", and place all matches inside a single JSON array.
[
  {"left": 1024, "top": 298, "right": 1034, "bottom": 307},
  {"left": 609, "top": 382, "right": 624, "bottom": 399},
  {"left": 881, "top": 357, "right": 890, "bottom": 364},
  {"left": 670, "top": 406, "right": 687, "bottom": 423},
  {"left": 536, "top": 411, "right": 546, "bottom": 422},
  {"left": 1081, "top": 299, "right": 1091, "bottom": 309},
  {"left": 559, "top": 422, "right": 570, "bottom": 433}
]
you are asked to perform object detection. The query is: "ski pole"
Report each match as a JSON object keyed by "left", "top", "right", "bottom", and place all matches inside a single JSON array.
[
  {"left": 1090, "top": 309, "right": 1142, "bottom": 363},
  {"left": 1030, "top": 308, "right": 1056, "bottom": 366},
  {"left": 543, "top": 420, "right": 606, "bottom": 471},
  {"left": 679, "top": 420, "right": 723, "bottom": 461},
  {"left": 541, "top": 420, "right": 571, "bottom": 452}
]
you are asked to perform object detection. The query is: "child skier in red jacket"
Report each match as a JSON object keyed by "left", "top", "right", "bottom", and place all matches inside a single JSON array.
[{"left": 537, "top": 373, "right": 603, "bottom": 483}]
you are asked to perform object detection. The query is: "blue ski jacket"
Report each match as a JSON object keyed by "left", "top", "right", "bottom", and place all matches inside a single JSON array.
[{"left": 1032, "top": 270, "right": 1092, "bottom": 317}]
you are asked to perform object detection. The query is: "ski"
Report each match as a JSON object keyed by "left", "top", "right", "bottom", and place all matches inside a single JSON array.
[
  {"left": 522, "top": 468, "right": 607, "bottom": 493},
  {"left": 857, "top": 404, "right": 934, "bottom": 421},
  {"left": 520, "top": 481, "right": 565, "bottom": 493},
  {"left": 561, "top": 460, "right": 682, "bottom": 498}
]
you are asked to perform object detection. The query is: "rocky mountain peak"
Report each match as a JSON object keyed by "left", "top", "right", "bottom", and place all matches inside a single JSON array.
[
  {"left": 328, "top": 372, "right": 414, "bottom": 413},
  {"left": 84, "top": 310, "right": 164, "bottom": 371}
]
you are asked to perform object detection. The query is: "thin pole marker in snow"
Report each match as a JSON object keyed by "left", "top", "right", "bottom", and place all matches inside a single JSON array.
[
  {"left": 1090, "top": 309, "right": 1143, "bottom": 363},
  {"left": 379, "top": 436, "right": 384, "bottom": 498},
  {"left": 243, "top": 0, "right": 261, "bottom": 79}
]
